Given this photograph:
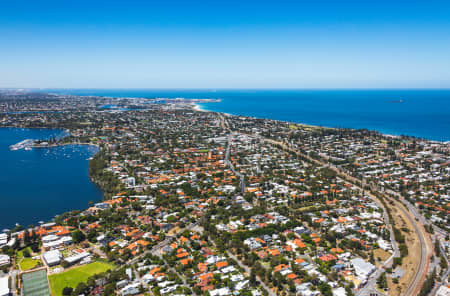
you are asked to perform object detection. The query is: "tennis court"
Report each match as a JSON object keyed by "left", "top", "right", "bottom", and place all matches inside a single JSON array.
[{"left": 22, "top": 269, "right": 50, "bottom": 296}]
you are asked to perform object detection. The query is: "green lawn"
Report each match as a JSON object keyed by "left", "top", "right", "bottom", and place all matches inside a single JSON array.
[
  {"left": 49, "top": 261, "right": 115, "bottom": 295},
  {"left": 16, "top": 247, "right": 32, "bottom": 261},
  {"left": 19, "top": 258, "right": 41, "bottom": 271}
]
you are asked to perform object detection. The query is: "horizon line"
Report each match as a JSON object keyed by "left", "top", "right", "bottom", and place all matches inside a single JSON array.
[{"left": 2, "top": 87, "right": 450, "bottom": 91}]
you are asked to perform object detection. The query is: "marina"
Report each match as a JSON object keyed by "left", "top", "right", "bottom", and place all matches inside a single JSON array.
[
  {"left": 0, "top": 128, "right": 103, "bottom": 230},
  {"left": 9, "top": 139, "right": 34, "bottom": 151}
]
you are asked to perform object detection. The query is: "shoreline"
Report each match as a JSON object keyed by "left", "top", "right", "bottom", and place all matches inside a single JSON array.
[
  {"left": 191, "top": 104, "right": 449, "bottom": 143},
  {"left": 32, "top": 142, "right": 100, "bottom": 149},
  {"left": 4, "top": 91, "right": 449, "bottom": 141},
  {"left": 192, "top": 103, "right": 207, "bottom": 112}
]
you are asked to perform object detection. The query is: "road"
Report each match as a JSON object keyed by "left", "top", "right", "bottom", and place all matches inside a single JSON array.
[
  {"left": 383, "top": 189, "right": 435, "bottom": 296},
  {"left": 134, "top": 268, "right": 151, "bottom": 295},
  {"left": 432, "top": 238, "right": 450, "bottom": 295},
  {"left": 161, "top": 255, "right": 196, "bottom": 296},
  {"left": 356, "top": 198, "right": 399, "bottom": 296},
  {"left": 9, "top": 269, "right": 18, "bottom": 296},
  {"left": 224, "top": 133, "right": 245, "bottom": 195},
  {"left": 386, "top": 190, "right": 450, "bottom": 295},
  {"left": 226, "top": 251, "right": 276, "bottom": 296}
]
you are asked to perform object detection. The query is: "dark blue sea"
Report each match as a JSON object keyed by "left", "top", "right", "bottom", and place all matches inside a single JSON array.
[
  {"left": 45, "top": 89, "right": 450, "bottom": 141},
  {"left": 0, "top": 128, "right": 103, "bottom": 230}
]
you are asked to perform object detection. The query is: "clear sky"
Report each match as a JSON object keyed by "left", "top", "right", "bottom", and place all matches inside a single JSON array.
[{"left": 1, "top": 0, "right": 450, "bottom": 88}]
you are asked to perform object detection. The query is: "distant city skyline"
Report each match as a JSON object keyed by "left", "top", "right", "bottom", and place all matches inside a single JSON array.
[{"left": 1, "top": 0, "right": 450, "bottom": 88}]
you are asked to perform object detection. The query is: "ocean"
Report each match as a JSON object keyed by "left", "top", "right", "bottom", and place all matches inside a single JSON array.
[
  {"left": 45, "top": 89, "right": 450, "bottom": 141},
  {"left": 0, "top": 128, "right": 103, "bottom": 230}
]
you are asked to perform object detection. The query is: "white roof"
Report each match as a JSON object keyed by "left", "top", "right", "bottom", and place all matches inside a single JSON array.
[
  {"left": 65, "top": 251, "right": 90, "bottom": 264},
  {"left": 210, "top": 287, "right": 231, "bottom": 296},
  {"left": 43, "top": 250, "right": 62, "bottom": 264},
  {"left": 350, "top": 258, "right": 375, "bottom": 276},
  {"left": 0, "top": 276, "right": 9, "bottom": 296},
  {"left": 436, "top": 285, "right": 450, "bottom": 296},
  {"left": 332, "top": 287, "right": 347, "bottom": 296}
]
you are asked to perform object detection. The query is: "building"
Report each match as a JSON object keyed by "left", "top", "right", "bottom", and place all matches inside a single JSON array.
[
  {"left": 64, "top": 251, "right": 90, "bottom": 266},
  {"left": 0, "top": 234, "right": 7, "bottom": 247},
  {"left": 436, "top": 285, "right": 450, "bottom": 296},
  {"left": 120, "top": 283, "right": 140, "bottom": 296},
  {"left": 210, "top": 287, "right": 231, "bottom": 296},
  {"left": 42, "top": 234, "right": 72, "bottom": 250},
  {"left": 350, "top": 258, "right": 375, "bottom": 282},
  {"left": 0, "top": 255, "right": 10, "bottom": 267},
  {"left": 43, "top": 250, "right": 62, "bottom": 266},
  {"left": 0, "top": 276, "right": 9, "bottom": 296}
]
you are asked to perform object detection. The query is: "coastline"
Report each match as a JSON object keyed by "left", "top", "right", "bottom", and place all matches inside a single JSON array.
[
  {"left": 192, "top": 103, "right": 207, "bottom": 112},
  {"left": 39, "top": 89, "right": 450, "bottom": 141},
  {"left": 191, "top": 103, "right": 450, "bottom": 143},
  {"left": 32, "top": 142, "right": 100, "bottom": 149}
]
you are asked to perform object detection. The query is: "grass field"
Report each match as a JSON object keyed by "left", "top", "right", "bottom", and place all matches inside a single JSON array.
[
  {"left": 19, "top": 257, "right": 42, "bottom": 271},
  {"left": 49, "top": 261, "right": 115, "bottom": 296}
]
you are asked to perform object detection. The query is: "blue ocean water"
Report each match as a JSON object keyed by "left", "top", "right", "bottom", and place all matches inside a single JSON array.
[
  {"left": 0, "top": 128, "right": 103, "bottom": 230},
  {"left": 45, "top": 89, "right": 450, "bottom": 141}
]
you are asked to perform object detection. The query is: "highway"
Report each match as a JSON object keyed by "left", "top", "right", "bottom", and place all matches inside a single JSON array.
[
  {"left": 383, "top": 189, "right": 442, "bottom": 296},
  {"left": 383, "top": 190, "right": 449, "bottom": 296}
]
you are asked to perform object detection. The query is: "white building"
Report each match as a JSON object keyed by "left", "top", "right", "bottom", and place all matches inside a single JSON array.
[
  {"left": 436, "top": 285, "right": 450, "bottom": 296},
  {"left": 64, "top": 251, "right": 90, "bottom": 266},
  {"left": 120, "top": 283, "right": 140, "bottom": 296},
  {"left": 43, "top": 250, "right": 62, "bottom": 266},
  {"left": 332, "top": 287, "right": 347, "bottom": 296},
  {"left": 350, "top": 258, "right": 375, "bottom": 282},
  {"left": 0, "top": 234, "right": 7, "bottom": 247},
  {"left": 0, "top": 255, "right": 10, "bottom": 267},
  {"left": 42, "top": 234, "right": 72, "bottom": 250},
  {"left": 0, "top": 276, "right": 9, "bottom": 296},
  {"left": 210, "top": 287, "right": 231, "bottom": 296}
]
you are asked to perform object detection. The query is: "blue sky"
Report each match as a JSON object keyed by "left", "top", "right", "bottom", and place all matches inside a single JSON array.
[{"left": 1, "top": 0, "right": 450, "bottom": 88}]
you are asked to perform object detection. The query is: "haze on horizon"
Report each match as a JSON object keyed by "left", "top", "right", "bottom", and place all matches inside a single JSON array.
[{"left": 1, "top": 0, "right": 450, "bottom": 89}]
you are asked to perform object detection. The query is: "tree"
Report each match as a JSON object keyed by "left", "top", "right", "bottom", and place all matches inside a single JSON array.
[
  {"left": 61, "top": 260, "right": 70, "bottom": 268},
  {"left": 62, "top": 287, "right": 73, "bottom": 296},
  {"left": 250, "top": 268, "right": 257, "bottom": 286},
  {"left": 22, "top": 248, "right": 31, "bottom": 258},
  {"left": 72, "top": 230, "right": 86, "bottom": 243},
  {"left": 318, "top": 282, "right": 332, "bottom": 296},
  {"left": 103, "top": 283, "right": 116, "bottom": 295},
  {"left": 74, "top": 282, "right": 87, "bottom": 295},
  {"left": 24, "top": 230, "right": 31, "bottom": 246},
  {"left": 377, "top": 272, "right": 388, "bottom": 290}
]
